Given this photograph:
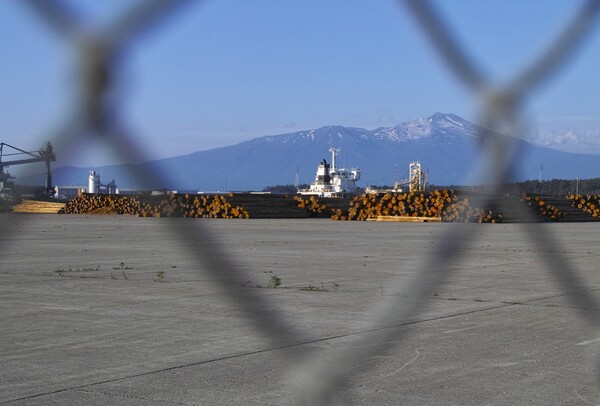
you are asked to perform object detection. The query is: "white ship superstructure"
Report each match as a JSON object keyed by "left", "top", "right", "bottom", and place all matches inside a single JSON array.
[{"left": 298, "top": 147, "right": 361, "bottom": 198}]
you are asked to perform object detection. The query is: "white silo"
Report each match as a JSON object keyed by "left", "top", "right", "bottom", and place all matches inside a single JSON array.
[{"left": 88, "top": 171, "right": 101, "bottom": 194}]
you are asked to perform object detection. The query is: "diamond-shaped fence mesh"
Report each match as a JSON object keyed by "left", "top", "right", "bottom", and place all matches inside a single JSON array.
[{"left": 2, "top": 0, "right": 600, "bottom": 404}]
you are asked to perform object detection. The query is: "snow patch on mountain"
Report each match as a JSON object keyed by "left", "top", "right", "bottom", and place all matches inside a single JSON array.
[
  {"left": 371, "top": 112, "right": 478, "bottom": 142},
  {"left": 263, "top": 113, "right": 480, "bottom": 145}
]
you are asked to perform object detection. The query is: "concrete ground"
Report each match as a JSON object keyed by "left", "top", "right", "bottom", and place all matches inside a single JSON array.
[{"left": 2, "top": 214, "right": 600, "bottom": 405}]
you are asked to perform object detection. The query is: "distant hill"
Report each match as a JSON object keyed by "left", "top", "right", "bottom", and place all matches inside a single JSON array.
[{"left": 33, "top": 113, "right": 600, "bottom": 191}]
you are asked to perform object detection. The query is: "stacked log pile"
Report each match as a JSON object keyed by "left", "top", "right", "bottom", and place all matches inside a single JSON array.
[
  {"left": 43, "top": 191, "right": 600, "bottom": 222},
  {"left": 226, "top": 194, "right": 309, "bottom": 218},
  {"left": 59, "top": 194, "right": 152, "bottom": 215},
  {"left": 441, "top": 196, "right": 503, "bottom": 223},
  {"left": 520, "top": 194, "right": 564, "bottom": 221},
  {"left": 325, "top": 190, "right": 502, "bottom": 223},
  {"left": 144, "top": 194, "right": 250, "bottom": 219},
  {"left": 59, "top": 193, "right": 249, "bottom": 219},
  {"left": 292, "top": 195, "right": 327, "bottom": 217},
  {"left": 12, "top": 199, "right": 66, "bottom": 214},
  {"left": 569, "top": 194, "right": 600, "bottom": 219}
]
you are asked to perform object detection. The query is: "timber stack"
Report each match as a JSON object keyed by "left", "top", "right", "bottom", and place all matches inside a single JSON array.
[
  {"left": 59, "top": 193, "right": 249, "bottom": 219},
  {"left": 520, "top": 194, "right": 565, "bottom": 221},
  {"left": 59, "top": 194, "right": 153, "bottom": 215},
  {"left": 327, "top": 190, "right": 503, "bottom": 223},
  {"left": 49, "top": 191, "right": 599, "bottom": 222},
  {"left": 12, "top": 199, "right": 66, "bottom": 214},
  {"left": 293, "top": 195, "right": 327, "bottom": 217},
  {"left": 569, "top": 194, "right": 600, "bottom": 219},
  {"left": 144, "top": 194, "right": 250, "bottom": 219}
]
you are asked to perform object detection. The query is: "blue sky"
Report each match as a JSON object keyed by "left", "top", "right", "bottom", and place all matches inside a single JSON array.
[{"left": 1, "top": 0, "right": 600, "bottom": 165}]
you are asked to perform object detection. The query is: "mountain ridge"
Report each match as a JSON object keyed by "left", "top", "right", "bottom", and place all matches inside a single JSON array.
[{"left": 25, "top": 113, "right": 600, "bottom": 191}]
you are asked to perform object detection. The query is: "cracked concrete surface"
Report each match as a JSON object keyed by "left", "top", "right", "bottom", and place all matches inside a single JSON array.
[{"left": 1, "top": 215, "right": 600, "bottom": 405}]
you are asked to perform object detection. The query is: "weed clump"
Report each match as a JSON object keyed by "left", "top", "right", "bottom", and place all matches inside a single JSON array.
[{"left": 268, "top": 275, "right": 282, "bottom": 289}]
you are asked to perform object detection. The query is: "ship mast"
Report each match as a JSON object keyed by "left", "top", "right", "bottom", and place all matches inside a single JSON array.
[{"left": 329, "top": 147, "right": 340, "bottom": 172}]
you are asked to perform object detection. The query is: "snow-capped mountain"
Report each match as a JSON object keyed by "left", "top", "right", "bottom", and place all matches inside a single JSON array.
[
  {"left": 43, "top": 113, "right": 600, "bottom": 191},
  {"left": 372, "top": 113, "right": 480, "bottom": 142}
]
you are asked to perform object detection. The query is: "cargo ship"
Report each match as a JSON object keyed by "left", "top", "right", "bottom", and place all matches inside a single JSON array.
[{"left": 297, "top": 147, "right": 361, "bottom": 198}]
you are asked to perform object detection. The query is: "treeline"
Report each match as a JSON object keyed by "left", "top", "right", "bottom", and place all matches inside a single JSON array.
[
  {"left": 264, "top": 178, "right": 600, "bottom": 196},
  {"left": 262, "top": 184, "right": 309, "bottom": 194},
  {"left": 431, "top": 178, "right": 600, "bottom": 196}
]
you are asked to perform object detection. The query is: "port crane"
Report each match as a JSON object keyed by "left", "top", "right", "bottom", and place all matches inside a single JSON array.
[{"left": 0, "top": 142, "right": 56, "bottom": 197}]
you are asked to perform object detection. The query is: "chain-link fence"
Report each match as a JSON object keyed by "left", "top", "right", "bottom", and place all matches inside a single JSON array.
[{"left": 2, "top": 0, "right": 600, "bottom": 404}]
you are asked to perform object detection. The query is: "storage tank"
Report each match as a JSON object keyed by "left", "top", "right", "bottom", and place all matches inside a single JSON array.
[{"left": 88, "top": 171, "right": 101, "bottom": 194}]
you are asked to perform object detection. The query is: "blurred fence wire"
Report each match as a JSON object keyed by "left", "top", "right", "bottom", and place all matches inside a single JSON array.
[{"left": 3, "top": 0, "right": 600, "bottom": 404}]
